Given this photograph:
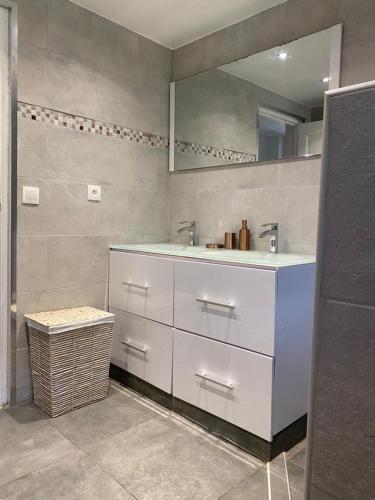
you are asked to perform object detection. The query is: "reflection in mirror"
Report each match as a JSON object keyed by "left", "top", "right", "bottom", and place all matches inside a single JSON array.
[{"left": 170, "top": 26, "right": 341, "bottom": 171}]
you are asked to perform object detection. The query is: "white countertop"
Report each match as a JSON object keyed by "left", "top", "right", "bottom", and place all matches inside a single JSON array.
[{"left": 110, "top": 243, "right": 315, "bottom": 269}]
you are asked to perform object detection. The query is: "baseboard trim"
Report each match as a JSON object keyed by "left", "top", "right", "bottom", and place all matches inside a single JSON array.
[{"left": 109, "top": 364, "right": 172, "bottom": 410}]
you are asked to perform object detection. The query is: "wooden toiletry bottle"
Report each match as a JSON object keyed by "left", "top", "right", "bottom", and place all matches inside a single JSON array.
[{"left": 239, "top": 220, "right": 250, "bottom": 250}]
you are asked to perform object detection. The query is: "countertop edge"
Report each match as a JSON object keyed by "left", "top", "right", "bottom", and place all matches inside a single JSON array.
[{"left": 109, "top": 247, "right": 316, "bottom": 271}]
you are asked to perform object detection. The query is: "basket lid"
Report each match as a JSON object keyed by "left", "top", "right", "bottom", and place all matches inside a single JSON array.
[{"left": 25, "top": 306, "right": 115, "bottom": 334}]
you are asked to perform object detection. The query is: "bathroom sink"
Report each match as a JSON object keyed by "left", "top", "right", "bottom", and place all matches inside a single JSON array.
[{"left": 110, "top": 243, "right": 315, "bottom": 269}]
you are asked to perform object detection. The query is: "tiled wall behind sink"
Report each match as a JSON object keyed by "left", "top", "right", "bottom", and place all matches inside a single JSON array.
[
  {"left": 170, "top": 158, "right": 321, "bottom": 254},
  {"left": 15, "top": 0, "right": 172, "bottom": 402}
]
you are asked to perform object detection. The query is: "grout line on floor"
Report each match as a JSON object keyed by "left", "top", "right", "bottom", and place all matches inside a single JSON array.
[
  {"left": 284, "top": 452, "right": 292, "bottom": 500},
  {"left": 75, "top": 414, "right": 161, "bottom": 457},
  {"left": 79, "top": 447, "right": 141, "bottom": 500},
  {"left": 267, "top": 462, "right": 272, "bottom": 500},
  {"left": 217, "top": 467, "right": 262, "bottom": 500},
  {"left": 0, "top": 450, "right": 79, "bottom": 492}
]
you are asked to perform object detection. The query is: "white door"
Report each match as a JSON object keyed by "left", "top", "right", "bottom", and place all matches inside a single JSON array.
[{"left": 0, "top": 5, "right": 10, "bottom": 406}]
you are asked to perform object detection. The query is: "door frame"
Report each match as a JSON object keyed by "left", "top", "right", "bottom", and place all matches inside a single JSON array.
[{"left": 0, "top": 0, "right": 17, "bottom": 407}]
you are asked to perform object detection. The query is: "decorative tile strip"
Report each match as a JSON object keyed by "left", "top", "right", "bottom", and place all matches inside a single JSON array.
[
  {"left": 17, "top": 102, "right": 257, "bottom": 164},
  {"left": 17, "top": 102, "right": 169, "bottom": 150},
  {"left": 175, "top": 138, "right": 256, "bottom": 164}
]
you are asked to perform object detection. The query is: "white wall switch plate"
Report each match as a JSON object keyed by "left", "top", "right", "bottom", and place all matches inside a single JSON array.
[
  {"left": 88, "top": 185, "right": 101, "bottom": 202},
  {"left": 22, "top": 186, "right": 39, "bottom": 205}
]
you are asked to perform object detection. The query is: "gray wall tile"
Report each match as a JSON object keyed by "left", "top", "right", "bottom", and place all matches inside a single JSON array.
[
  {"left": 45, "top": 50, "right": 98, "bottom": 119},
  {"left": 46, "top": 236, "right": 109, "bottom": 289},
  {"left": 95, "top": 71, "right": 169, "bottom": 136},
  {"left": 18, "top": 41, "right": 48, "bottom": 105},
  {"left": 197, "top": 190, "right": 235, "bottom": 240},
  {"left": 137, "top": 35, "right": 172, "bottom": 88},
  {"left": 47, "top": 0, "right": 98, "bottom": 68},
  {"left": 170, "top": 158, "right": 321, "bottom": 252},
  {"left": 47, "top": 126, "right": 120, "bottom": 185},
  {"left": 169, "top": 171, "right": 200, "bottom": 194},
  {"left": 278, "top": 159, "right": 321, "bottom": 187},
  {"left": 134, "top": 145, "right": 169, "bottom": 193},
  {"left": 14, "top": 0, "right": 48, "bottom": 48},
  {"left": 283, "top": 0, "right": 340, "bottom": 44},
  {"left": 339, "top": 0, "right": 375, "bottom": 86},
  {"left": 17, "top": 119, "right": 47, "bottom": 179},
  {"left": 89, "top": 11, "right": 138, "bottom": 80},
  {"left": 15, "top": 348, "right": 32, "bottom": 403},
  {"left": 282, "top": 186, "right": 320, "bottom": 249},
  {"left": 17, "top": 236, "right": 47, "bottom": 293}
]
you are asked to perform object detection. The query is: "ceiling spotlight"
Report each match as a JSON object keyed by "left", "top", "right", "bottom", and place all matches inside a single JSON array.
[
  {"left": 321, "top": 76, "right": 332, "bottom": 84},
  {"left": 277, "top": 50, "right": 289, "bottom": 61}
]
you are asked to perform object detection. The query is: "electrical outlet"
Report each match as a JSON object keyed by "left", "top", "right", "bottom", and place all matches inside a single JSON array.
[{"left": 88, "top": 185, "right": 101, "bottom": 202}]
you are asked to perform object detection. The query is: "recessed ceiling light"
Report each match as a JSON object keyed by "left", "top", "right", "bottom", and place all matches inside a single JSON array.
[
  {"left": 277, "top": 50, "right": 289, "bottom": 61},
  {"left": 321, "top": 76, "right": 332, "bottom": 84}
]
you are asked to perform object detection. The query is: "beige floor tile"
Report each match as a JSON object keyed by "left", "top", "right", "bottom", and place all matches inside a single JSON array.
[
  {"left": 0, "top": 450, "right": 133, "bottom": 500},
  {"left": 86, "top": 414, "right": 258, "bottom": 500},
  {"left": 0, "top": 405, "right": 75, "bottom": 487},
  {"left": 49, "top": 385, "right": 158, "bottom": 451}
]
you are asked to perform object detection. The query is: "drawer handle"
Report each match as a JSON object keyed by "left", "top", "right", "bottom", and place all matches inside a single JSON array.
[
  {"left": 121, "top": 339, "right": 148, "bottom": 353},
  {"left": 122, "top": 281, "right": 150, "bottom": 290},
  {"left": 195, "top": 370, "right": 234, "bottom": 390},
  {"left": 196, "top": 297, "right": 235, "bottom": 310}
]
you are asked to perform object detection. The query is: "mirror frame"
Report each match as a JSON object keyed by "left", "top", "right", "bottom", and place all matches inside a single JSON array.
[{"left": 169, "top": 24, "right": 342, "bottom": 172}]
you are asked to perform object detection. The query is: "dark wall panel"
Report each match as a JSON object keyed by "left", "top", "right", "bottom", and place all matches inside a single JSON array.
[{"left": 307, "top": 85, "right": 375, "bottom": 500}]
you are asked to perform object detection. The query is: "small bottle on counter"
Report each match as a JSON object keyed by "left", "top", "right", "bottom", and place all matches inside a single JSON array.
[{"left": 238, "top": 220, "right": 250, "bottom": 250}]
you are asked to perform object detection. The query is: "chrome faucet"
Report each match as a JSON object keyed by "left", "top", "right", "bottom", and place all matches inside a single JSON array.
[
  {"left": 178, "top": 220, "right": 197, "bottom": 246},
  {"left": 259, "top": 223, "right": 279, "bottom": 253}
]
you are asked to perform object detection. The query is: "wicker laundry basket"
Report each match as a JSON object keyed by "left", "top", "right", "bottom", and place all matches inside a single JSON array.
[{"left": 25, "top": 307, "right": 115, "bottom": 417}]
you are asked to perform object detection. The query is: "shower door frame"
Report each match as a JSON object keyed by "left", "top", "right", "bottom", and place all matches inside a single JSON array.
[{"left": 0, "top": 0, "right": 17, "bottom": 407}]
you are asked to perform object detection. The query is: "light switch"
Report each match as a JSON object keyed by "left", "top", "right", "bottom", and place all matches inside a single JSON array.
[
  {"left": 22, "top": 186, "right": 39, "bottom": 205},
  {"left": 88, "top": 185, "right": 101, "bottom": 202}
]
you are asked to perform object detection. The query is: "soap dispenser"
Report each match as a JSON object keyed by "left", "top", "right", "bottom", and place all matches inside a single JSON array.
[{"left": 239, "top": 220, "right": 250, "bottom": 250}]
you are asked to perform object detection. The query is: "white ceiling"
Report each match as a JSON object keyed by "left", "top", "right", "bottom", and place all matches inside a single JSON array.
[
  {"left": 70, "top": 0, "right": 287, "bottom": 49},
  {"left": 220, "top": 28, "right": 332, "bottom": 107}
]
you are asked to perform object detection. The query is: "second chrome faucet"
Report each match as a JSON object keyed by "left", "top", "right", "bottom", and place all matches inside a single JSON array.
[
  {"left": 178, "top": 220, "right": 197, "bottom": 246},
  {"left": 258, "top": 223, "right": 279, "bottom": 253}
]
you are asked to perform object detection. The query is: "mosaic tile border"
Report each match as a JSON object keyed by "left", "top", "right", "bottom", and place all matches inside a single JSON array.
[
  {"left": 175, "top": 138, "right": 256, "bottom": 164},
  {"left": 17, "top": 101, "right": 256, "bottom": 164},
  {"left": 17, "top": 102, "right": 169, "bottom": 150}
]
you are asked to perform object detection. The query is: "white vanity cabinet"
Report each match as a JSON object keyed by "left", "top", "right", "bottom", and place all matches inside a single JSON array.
[
  {"left": 110, "top": 308, "right": 173, "bottom": 393},
  {"left": 109, "top": 247, "right": 315, "bottom": 446},
  {"left": 174, "top": 260, "right": 276, "bottom": 356},
  {"left": 173, "top": 329, "right": 274, "bottom": 440},
  {"left": 109, "top": 251, "right": 174, "bottom": 326}
]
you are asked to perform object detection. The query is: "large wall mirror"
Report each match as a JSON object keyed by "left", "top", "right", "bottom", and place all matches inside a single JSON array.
[{"left": 169, "top": 25, "right": 342, "bottom": 171}]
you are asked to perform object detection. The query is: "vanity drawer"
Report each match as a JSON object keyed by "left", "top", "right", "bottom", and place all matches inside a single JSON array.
[
  {"left": 109, "top": 251, "right": 174, "bottom": 326},
  {"left": 174, "top": 260, "right": 276, "bottom": 355},
  {"left": 110, "top": 308, "right": 173, "bottom": 393},
  {"left": 173, "top": 329, "right": 273, "bottom": 441}
]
